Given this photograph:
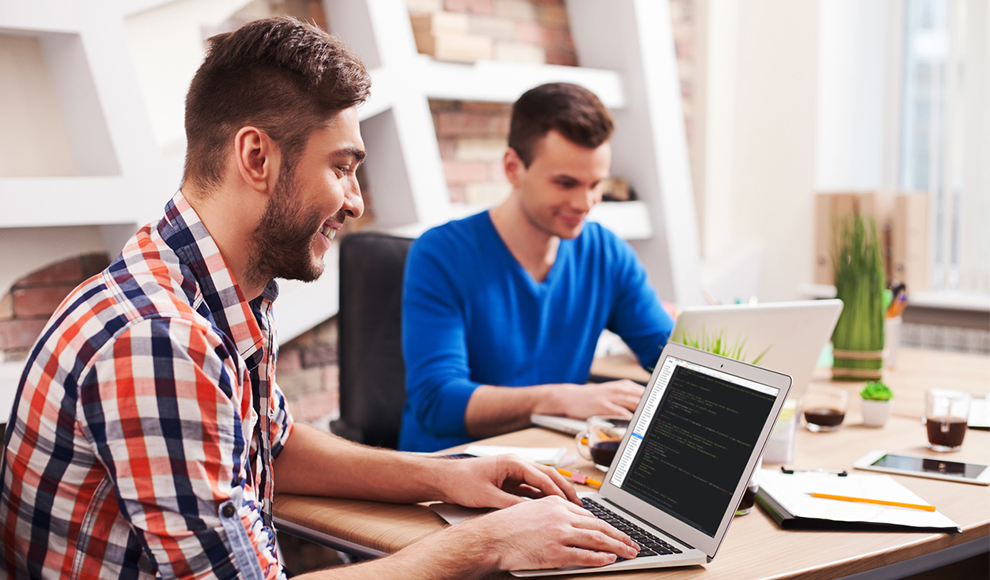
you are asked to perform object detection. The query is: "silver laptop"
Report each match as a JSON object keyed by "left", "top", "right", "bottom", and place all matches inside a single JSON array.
[
  {"left": 512, "top": 342, "right": 791, "bottom": 576},
  {"left": 670, "top": 299, "right": 841, "bottom": 401}
]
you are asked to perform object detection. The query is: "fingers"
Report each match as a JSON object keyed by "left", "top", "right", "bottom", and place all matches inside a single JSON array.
[
  {"left": 484, "top": 497, "right": 639, "bottom": 571},
  {"left": 550, "top": 501, "right": 640, "bottom": 560},
  {"left": 533, "top": 463, "right": 582, "bottom": 504},
  {"left": 567, "top": 526, "right": 640, "bottom": 560},
  {"left": 559, "top": 547, "right": 619, "bottom": 569},
  {"left": 597, "top": 381, "right": 644, "bottom": 412},
  {"left": 500, "top": 483, "right": 545, "bottom": 499},
  {"left": 500, "top": 457, "right": 580, "bottom": 505}
]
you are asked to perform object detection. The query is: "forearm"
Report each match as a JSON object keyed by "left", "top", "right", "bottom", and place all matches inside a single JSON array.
[
  {"left": 463, "top": 384, "right": 569, "bottom": 439},
  {"left": 274, "top": 424, "right": 450, "bottom": 503},
  {"left": 297, "top": 522, "right": 496, "bottom": 580}
]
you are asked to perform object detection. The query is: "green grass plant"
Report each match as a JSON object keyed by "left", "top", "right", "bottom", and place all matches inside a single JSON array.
[
  {"left": 832, "top": 214, "right": 885, "bottom": 378},
  {"left": 673, "top": 326, "right": 770, "bottom": 365}
]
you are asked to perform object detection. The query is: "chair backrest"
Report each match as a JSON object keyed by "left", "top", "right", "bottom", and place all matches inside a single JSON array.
[{"left": 332, "top": 232, "right": 413, "bottom": 449}]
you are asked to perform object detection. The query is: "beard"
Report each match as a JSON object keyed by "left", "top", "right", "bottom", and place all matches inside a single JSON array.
[{"left": 247, "top": 164, "right": 326, "bottom": 288}]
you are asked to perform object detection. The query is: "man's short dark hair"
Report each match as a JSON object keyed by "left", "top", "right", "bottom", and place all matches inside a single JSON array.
[
  {"left": 508, "top": 83, "right": 614, "bottom": 167},
  {"left": 183, "top": 17, "right": 371, "bottom": 189}
]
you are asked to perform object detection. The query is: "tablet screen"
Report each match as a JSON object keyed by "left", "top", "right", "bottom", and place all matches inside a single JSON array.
[{"left": 873, "top": 453, "right": 988, "bottom": 480}]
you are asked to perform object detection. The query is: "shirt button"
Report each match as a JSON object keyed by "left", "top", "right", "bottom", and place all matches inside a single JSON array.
[{"left": 222, "top": 504, "right": 236, "bottom": 518}]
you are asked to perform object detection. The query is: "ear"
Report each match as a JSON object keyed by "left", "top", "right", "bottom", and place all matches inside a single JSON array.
[
  {"left": 233, "top": 126, "right": 278, "bottom": 193},
  {"left": 504, "top": 147, "right": 526, "bottom": 188}
]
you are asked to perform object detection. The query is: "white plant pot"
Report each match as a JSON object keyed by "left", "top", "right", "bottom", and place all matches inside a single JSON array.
[{"left": 861, "top": 399, "right": 891, "bottom": 427}]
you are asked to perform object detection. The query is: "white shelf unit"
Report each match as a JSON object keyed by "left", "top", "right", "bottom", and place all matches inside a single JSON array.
[
  {"left": 0, "top": 0, "right": 702, "bottom": 422},
  {"left": 335, "top": 0, "right": 701, "bottom": 301}
]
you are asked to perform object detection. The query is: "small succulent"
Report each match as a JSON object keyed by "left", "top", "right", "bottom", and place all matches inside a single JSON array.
[{"left": 860, "top": 381, "right": 893, "bottom": 401}]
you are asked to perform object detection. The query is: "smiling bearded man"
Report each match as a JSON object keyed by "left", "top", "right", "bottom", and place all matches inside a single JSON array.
[{"left": 0, "top": 17, "right": 639, "bottom": 580}]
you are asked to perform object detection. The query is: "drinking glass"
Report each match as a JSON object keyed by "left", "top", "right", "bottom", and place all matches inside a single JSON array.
[
  {"left": 575, "top": 416, "right": 629, "bottom": 471},
  {"left": 801, "top": 385, "right": 848, "bottom": 432},
  {"left": 924, "top": 389, "right": 971, "bottom": 452}
]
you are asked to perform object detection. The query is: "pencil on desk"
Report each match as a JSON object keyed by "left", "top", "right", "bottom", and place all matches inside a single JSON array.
[
  {"left": 558, "top": 468, "right": 602, "bottom": 488},
  {"left": 808, "top": 492, "right": 935, "bottom": 512}
]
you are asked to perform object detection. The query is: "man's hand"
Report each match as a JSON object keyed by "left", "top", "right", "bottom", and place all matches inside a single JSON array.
[
  {"left": 436, "top": 454, "right": 581, "bottom": 509},
  {"left": 464, "top": 496, "right": 640, "bottom": 571},
  {"left": 540, "top": 380, "right": 645, "bottom": 419}
]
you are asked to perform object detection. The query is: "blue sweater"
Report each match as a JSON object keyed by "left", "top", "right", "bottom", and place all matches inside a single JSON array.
[{"left": 399, "top": 212, "right": 674, "bottom": 452}]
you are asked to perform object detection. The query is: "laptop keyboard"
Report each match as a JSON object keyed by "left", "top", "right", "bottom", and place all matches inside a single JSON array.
[{"left": 581, "top": 497, "right": 683, "bottom": 559}]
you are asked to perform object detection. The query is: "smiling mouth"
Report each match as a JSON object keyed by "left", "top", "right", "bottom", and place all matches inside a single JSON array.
[{"left": 320, "top": 224, "right": 337, "bottom": 240}]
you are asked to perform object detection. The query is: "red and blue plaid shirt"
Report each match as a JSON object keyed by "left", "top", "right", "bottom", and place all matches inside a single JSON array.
[{"left": 1, "top": 191, "right": 293, "bottom": 579}]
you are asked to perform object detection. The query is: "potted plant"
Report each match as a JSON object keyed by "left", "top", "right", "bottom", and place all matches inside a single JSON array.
[
  {"left": 860, "top": 380, "right": 893, "bottom": 427},
  {"left": 832, "top": 214, "right": 886, "bottom": 380}
]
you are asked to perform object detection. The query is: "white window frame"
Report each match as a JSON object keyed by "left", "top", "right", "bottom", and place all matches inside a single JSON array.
[{"left": 890, "top": 0, "right": 990, "bottom": 299}]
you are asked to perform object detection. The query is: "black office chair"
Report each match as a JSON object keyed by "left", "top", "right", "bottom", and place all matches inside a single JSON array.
[{"left": 331, "top": 232, "right": 413, "bottom": 449}]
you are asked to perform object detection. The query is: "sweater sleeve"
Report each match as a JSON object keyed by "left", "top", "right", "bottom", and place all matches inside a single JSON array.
[
  {"left": 605, "top": 233, "right": 675, "bottom": 370},
  {"left": 402, "top": 231, "right": 482, "bottom": 440}
]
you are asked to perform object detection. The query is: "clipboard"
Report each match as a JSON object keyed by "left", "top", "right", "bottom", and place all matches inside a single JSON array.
[{"left": 755, "top": 469, "right": 961, "bottom": 533}]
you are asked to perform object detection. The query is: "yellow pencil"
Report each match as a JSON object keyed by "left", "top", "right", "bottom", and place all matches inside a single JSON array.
[
  {"left": 808, "top": 492, "right": 935, "bottom": 512},
  {"left": 557, "top": 468, "right": 602, "bottom": 488}
]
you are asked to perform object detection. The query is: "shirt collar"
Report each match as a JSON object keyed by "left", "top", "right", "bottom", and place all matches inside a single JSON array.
[{"left": 158, "top": 190, "right": 277, "bottom": 360}]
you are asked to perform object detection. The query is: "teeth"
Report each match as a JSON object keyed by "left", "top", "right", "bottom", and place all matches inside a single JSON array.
[
  {"left": 328, "top": 230, "right": 336, "bottom": 240},
  {"left": 321, "top": 225, "right": 338, "bottom": 240}
]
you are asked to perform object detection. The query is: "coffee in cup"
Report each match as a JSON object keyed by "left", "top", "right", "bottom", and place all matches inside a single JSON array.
[{"left": 576, "top": 416, "right": 630, "bottom": 471}]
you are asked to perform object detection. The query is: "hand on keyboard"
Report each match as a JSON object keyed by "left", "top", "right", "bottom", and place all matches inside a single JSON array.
[
  {"left": 581, "top": 498, "right": 682, "bottom": 560},
  {"left": 464, "top": 495, "right": 640, "bottom": 571}
]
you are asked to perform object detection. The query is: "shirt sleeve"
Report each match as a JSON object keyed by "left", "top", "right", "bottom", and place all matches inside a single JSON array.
[
  {"left": 81, "top": 316, "right": 284, "bottom": 580},
  {"left": 402, "top": 231, "right": 482, "bottom": 441},
  {"left": 605, "top": 234, "right": 675, "bottom": 370},
  {"left": 269, "top": 379, "right": 293, "bottom": 460}
]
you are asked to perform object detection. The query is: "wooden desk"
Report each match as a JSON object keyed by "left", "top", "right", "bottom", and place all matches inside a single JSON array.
[{"left": 274, "top": 348, "right": 989, "bottom": 578}]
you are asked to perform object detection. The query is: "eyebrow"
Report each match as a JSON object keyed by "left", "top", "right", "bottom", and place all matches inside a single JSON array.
[{"left": 334, "top": 147, "right": 367, "bottom": 163}]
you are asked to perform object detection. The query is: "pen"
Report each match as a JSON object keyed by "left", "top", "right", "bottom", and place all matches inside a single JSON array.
[
  {"left": 807, "top": 492, "right": 936, "bottom": 512},
  {"left": 558, "top": 468, "right": 602, "bottom": 488},
  {"left": 781, "top": 467, "right": 848, "bottom": 476}
]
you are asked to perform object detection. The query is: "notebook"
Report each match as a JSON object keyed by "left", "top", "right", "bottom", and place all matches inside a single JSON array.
[
  {"left": 756, "top": 469, "right": 960, "bottom": 533},
  {"left": 511, "top": 342, "right": 792, "bottom": 576},
  {"left": 670, "top": 299, "right": 842, "bottom": 401}
]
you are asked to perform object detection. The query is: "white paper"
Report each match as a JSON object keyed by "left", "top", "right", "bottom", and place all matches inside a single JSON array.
[
  {"left": 758, "top": 469, "right": 959, "bottom": 529},
  {"left": 462, "top": 445, "right": 567, "bottom": 466}
]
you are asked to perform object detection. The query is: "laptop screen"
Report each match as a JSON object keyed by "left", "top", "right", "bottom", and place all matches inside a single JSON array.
[{"left": 608, "top": 356, "right": 779, "bottom": 537}]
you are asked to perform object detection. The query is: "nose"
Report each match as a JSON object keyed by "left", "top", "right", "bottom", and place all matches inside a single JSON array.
[
  {"left": 342, "top": 179, "right": 364, "bottom": 219},
  {"left": 574, "top": 187, "right": 600, "bottom": 213}
]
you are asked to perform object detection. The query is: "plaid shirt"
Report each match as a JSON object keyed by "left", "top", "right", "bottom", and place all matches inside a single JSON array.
[{"left": 1, "top": 191, "right": 293, "bottom": 579}]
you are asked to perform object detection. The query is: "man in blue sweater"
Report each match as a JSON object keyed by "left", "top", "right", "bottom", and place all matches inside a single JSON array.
[{"left": 401, "top": 83, "right": 675, "bottom": 452}]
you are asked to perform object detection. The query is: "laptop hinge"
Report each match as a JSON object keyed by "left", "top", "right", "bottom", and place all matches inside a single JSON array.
[{"left": 598, "top": 497, "right": 697, "bottom": 552}]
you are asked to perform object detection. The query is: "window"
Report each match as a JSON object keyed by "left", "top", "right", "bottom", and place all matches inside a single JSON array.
[{"left": 899, "top": 0, "right": 989, "bottom": 294}]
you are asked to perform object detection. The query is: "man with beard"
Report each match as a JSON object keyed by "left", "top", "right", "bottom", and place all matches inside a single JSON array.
[{"left": 0, "top": 17, "right": 637, "bottom": 580}]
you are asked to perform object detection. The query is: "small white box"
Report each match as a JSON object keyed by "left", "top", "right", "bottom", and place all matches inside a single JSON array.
[{"left": 764, "top": 399, "right": 797, "bottom": 464}]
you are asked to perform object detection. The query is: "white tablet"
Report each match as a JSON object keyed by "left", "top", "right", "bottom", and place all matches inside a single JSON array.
[{"left": 854, "top": 450, "right": 990, "bottom": 486}]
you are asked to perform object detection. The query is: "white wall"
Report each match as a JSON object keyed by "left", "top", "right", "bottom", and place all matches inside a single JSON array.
[
  {"left": 124, "top": 0, "right": 251, "bottom": 157},
  {"left": 0, "top": 34, "right": 76, "bottom": 177},
  {"left": 728, "top": 0, "right": 819, "bottom": 302},
  {"left": 815, "top": 0, "right": 888, "bottom": 191},
  {"left": 700, "top": 0, "right": 739, "bottom": 261}
]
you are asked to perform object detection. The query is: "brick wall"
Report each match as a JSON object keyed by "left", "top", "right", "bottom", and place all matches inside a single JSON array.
[
  {"left": 276, "top": 318, "right": 341, "bottom": 426},
  {"left": 433, "top": 99, "right": 513, "bottom": 205},
  {"left": 408, "top": 0, "right": 577, "bottom": 66},
  {"left": 0, "top": 254, "right": 110, "bottom": 363},
  {"left": 423, "top": 0, "right": 698, "bottom": 207}
]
